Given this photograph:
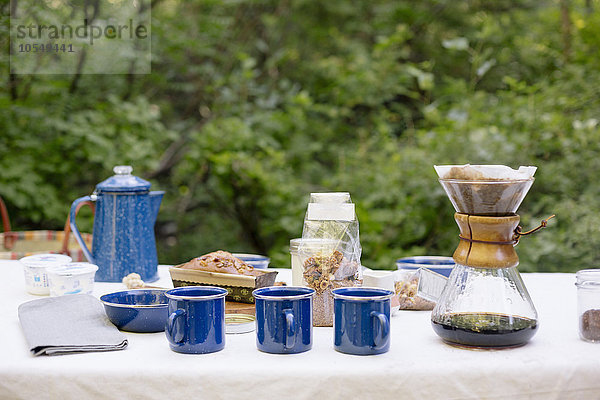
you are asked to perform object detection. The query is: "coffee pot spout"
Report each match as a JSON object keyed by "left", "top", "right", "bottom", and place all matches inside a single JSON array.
[{"left": 149, "top": 191, "right": 165, "bottom": 225}]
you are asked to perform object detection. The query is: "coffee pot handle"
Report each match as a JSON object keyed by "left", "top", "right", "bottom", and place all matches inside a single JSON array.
[
  {"left": 62, "top": 199, "right": 95, "bottom": 256},
  {"left": 69, "top": 196, "right": 95, "bottom": 263},
  {"left": 371, "top": 311, "right": 390, "bottom": 350}
]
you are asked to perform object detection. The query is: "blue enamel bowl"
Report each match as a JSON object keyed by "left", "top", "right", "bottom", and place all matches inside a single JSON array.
[
  {"left": 233, "top": 253, "right": 270, "bottom": 269},
  {"left": 100, "top": 289, "right": 169, "bottom": 333},
  {"left": 395, "top": 256, "right": 455, "bottom": 278}
]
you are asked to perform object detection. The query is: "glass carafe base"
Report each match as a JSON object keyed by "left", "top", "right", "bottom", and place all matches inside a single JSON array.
[{"left": 431, "top": 312, "right": 538, "bottom": 348}]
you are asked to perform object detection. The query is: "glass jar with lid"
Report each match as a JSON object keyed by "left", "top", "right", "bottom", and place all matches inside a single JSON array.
[
  {"left": 290, "top": 238, "right": 338, "bottom": 287},
  {"left": 576, "top": 269, "right": 600, "bottom": 342}
]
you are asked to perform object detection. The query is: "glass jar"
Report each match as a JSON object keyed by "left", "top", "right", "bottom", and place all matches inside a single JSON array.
[
  {"left": 576, "top": 269, "right": 600, "bottom": 342},
  {"left": 290, "top": 238, "right": 303, "bottom": 287},
  {"left": 289, "top": 238, "right": 338, "bottom": 287}
]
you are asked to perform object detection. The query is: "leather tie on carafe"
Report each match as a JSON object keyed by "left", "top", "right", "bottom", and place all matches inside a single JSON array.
[
  {"left": 453, "top": 213, "right": 521, "bottom": 269},
  {"left": 453, "top": 213, "right": 555, "bottom": 269}
]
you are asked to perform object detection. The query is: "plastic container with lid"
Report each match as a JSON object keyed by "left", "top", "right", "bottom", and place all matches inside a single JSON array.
[
  {"left": 46, "top": 262, "right": 99, "bottom": 297},
  {"left": 576, "top": 269, "right": 600, "bottom": 342},
  {"left": 20, "top": 254, "right": 72, "bottom": 295}
]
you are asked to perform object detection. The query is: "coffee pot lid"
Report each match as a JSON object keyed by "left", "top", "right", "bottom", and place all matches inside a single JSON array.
[{"left": 96, "top": 165, "right": 151, "bottom": 193}]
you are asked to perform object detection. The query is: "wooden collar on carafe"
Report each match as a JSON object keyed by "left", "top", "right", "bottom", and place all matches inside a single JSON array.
[{"left": 453, "top": 212, "right": 520, "bottom": 269}]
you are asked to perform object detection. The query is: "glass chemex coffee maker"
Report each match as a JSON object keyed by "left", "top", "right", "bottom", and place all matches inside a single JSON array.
[{"left": 430, "top": 165, "right": 553, "bottom": 348}]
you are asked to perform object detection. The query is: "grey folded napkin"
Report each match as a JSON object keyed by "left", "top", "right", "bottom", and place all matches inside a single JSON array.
[{"left": 18, "top": 294, "right": 128, "bottom": 356}]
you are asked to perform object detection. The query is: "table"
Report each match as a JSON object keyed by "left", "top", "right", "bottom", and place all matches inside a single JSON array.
[{"left": 1, "top": 261, "right": 599, "bottom": 400}]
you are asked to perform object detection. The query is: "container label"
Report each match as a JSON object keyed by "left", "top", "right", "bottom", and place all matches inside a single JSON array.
[{"left": 306, "top": 203, "right": 355, "bottom": 221}]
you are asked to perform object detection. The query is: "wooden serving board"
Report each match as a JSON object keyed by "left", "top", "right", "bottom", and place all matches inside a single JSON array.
[{"left": 225, "top": 301, "right": 255, "bottom": 315}]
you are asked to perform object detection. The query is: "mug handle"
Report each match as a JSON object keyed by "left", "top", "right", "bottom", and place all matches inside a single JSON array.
[
  {"left": 284, "top": 309, "right": 295, "bottom": 350},
  {"left": 371, "top": 311, "right": 390, "bottom": 350},
  {"left": 167, "top": 309, "right": 186, "bottom": 344}
]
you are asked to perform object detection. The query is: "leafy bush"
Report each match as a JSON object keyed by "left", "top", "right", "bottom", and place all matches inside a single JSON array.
[{"left": 1, "top": 0, "right": 599, "bottom": 272}]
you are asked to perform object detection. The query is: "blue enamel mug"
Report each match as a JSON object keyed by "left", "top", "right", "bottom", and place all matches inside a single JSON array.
[
  {"left": 165, "top": 286, "right": 227, "bottom": 354},
  {"left": 253, "top": 286, "right": 315, "bottom": 354},
  {"left": 332, "top": 287, "right": 394, "bottom": 355}
]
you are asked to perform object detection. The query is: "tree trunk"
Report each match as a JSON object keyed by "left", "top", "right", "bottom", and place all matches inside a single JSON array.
[{"left": 560, "top": 0, "right": 572, "bottom": 62}]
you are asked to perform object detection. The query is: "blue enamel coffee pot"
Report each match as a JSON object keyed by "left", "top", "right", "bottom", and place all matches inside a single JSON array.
[{"left": 69, "top": 166, "right": 164, "bottom": 282}]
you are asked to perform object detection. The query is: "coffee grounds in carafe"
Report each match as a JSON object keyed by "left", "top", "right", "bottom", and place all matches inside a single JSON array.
[{"left": 432, "top": 312, "right": 538, "bottom": 348}]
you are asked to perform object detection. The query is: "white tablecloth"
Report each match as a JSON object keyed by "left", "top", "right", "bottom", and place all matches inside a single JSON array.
[{"left": 0, "top": 260, "right": 599, "bottom": 400}]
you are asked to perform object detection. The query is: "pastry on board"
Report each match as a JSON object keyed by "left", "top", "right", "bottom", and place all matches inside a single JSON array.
[{"left": 178, "top": 250, "right": 262, "bottom": 277}]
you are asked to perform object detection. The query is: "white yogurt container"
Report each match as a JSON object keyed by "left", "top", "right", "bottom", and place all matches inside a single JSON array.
[
  {"left": 46, "top": 262, "right": 99, "bottom": 297},
  {"left": 20, "top": 254, "right": 73, "bottom": 295},
  {"left": 362, "top": 269, "right": 397, "bottom": 292}
]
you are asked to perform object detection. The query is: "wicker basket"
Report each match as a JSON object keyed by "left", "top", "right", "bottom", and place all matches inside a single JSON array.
[{"left": 0, "top": 196, "right": 93, "bottom": 261}]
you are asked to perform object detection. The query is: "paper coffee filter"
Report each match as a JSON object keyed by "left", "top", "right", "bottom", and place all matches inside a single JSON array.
[{"left": 434, "top": 165, "right": 537, "bottom": 181}]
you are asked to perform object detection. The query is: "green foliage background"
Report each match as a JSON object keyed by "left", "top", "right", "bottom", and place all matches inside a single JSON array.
[{"left": 1, "top": 0, "right": 599, "bottom": 271}]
